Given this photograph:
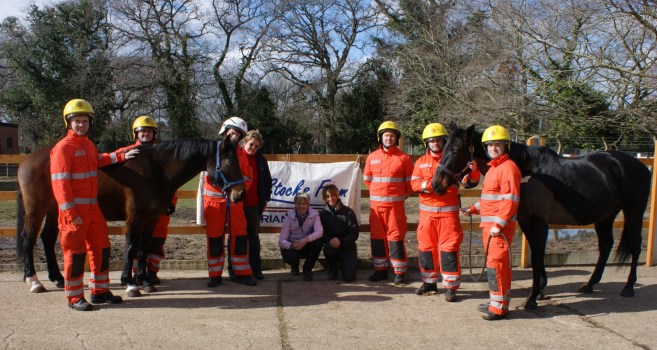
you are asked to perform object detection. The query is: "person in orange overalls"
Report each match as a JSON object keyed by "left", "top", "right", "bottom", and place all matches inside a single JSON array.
[
  {"left": 461, "top": 125, "right": 521, "bottom": 320},
  {"left": 363, "top": 121, "right": 414, "bottom": 285},
  {"left": 202, "top": 116, "right": 255, "bottom": 287},
  {"left": 412, "top": 122, "right": 472, "bottom": 302},
  {"left": 114, "top": 116, "right": 177, "bottom": 287},
  {"left": 50, "top": 99, "right": 139, "bottom": 311}
]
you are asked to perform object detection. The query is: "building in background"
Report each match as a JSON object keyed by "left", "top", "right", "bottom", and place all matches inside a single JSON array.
[{"left": 0, "top": 122, "right": 18, "bottom": 154}]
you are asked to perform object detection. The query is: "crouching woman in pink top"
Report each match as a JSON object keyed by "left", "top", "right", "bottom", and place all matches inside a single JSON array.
[{"left": 279, "top": 192, "right": 323, "bottom": 281}]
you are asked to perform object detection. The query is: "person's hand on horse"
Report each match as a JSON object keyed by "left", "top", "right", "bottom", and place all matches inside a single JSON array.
[
  {"left": 489, "top": 226, "right": 501, "bottom": 237},
  {"left": 329, "top": 237, "right": 341, "bottom": 248},
  {"left": 166, "top": 204, "right": 176, "bottom": 216},
  {"left": 124, "top": 149, "right": 140, "bottom": 160},
  {"left": 467, "top": 161, "right": 480, "bottom": 181}
]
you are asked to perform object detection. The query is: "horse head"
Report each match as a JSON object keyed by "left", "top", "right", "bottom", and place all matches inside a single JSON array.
[
  {"left": 207, "top": 134, "right": 246, "bottom": 203},
  {"left": 431, "top": 123, "right": 486, "bottom": 195}
]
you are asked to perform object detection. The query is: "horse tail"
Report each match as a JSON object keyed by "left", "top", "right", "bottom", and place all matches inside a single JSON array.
[
  {"left": 16, "top": 183, "right": 25, "bottom": 264},
  {"left": 615, "top": 153, "right": 651, "bottom": 263}
]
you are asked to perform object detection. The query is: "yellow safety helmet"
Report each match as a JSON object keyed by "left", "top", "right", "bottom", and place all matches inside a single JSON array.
[
  {"left": 132, "top": 115, "right": 158, "bottom": 139},
  {"left": 377, "top": 120, "right": 401, "bottom": 145},
  {"left": 62, "top": 99, "right": 94, "bottom": 127},
  {"left": 482, "top": 125, "right": 511, "bottom": 151},
  {"left": 422, "top": 123, "right": 448, "bottom": 147}
]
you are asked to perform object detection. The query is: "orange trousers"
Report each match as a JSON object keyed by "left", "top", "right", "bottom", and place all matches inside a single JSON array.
[
  {"left": 204, "top": 196, "right": 251, "bottom": 278},
  {"left": 59, "top": 205, "right": 111, "bottom": 303},
  {"left": 483, "top": 225, "right": 515, "bottom": 316},
  {"left": 369, "top": 203, "right": 407, "bottom": 275},
  {"left": 417, "top": 214, "right": 463, "bottom": 289}
]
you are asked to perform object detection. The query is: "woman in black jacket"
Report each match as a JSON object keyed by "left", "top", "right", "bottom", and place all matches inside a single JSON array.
[{"left": 319, "top": 184, "right": 359, "bottom": 282}]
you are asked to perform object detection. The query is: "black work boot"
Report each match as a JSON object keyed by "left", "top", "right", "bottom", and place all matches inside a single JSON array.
[
  {"left": 393, "top": 273, "right": 407, "bottom": 285},
  {"left": 415, "top": 282, "right": 438, "bottom": 295},
  {"left": 444, "top": 289, "right": 457, "bottom": 302},
  {"left": 68, "top": 298, "right": 93, "bottom": 311},
  {"left": 90, "top": 291, "right": 123, "bottom": 304},
  {"left": 478, "top": 303, "right": 490, "bottom": 313},
  {"left": 482, "top": 311, "right": 507, "bottom": 321},
  {"left": 368, "top": 270, "right": 388, "bottom": 282},
  {"left": 207, "top": 276, "right": 223, "bottom": 287},
  {"left": 233, "top": 275, "right": 257, "bottom": 286}
]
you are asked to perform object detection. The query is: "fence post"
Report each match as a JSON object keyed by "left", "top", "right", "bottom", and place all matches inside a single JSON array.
[{"left": 646, "top": 139, "right": 657, "bottom": 267}]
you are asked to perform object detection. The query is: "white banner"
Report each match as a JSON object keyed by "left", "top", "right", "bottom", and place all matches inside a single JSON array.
[{"left": 262, "top": 161, "right": 362, "bottom": 227}]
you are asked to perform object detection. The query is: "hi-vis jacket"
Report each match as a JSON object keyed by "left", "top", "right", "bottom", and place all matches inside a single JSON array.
[
  {"left": 411, "top": 150, "right": 460, "bottom": 217},
  {"left": 468, "top": 154, "right": 521, "bottom": 229},
  {"left": 363, "top": 145, "right": 414, "bottom": 206},
  {"left": 50, "top": 129, "right": 127, "bottom": 224}
]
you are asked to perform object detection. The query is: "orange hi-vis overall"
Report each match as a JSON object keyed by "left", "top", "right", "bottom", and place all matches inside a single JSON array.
[
  {"left": 411, "top": 150, "right": 463, "bottom": 290},
  {"left": 467, "top": 153, "right": 521, "bottom": 316},
  {"left": 50, "top": 130, "right": 127, "bottom": 303},
  {"left": 116, "top": 141, "right": 177, "bottom": 274},
  {"left": 203, "top": 146, "right": 253, "bottom": 278},
  {"left": 363, "top": 145, "right": 414, "bottom": 276}
]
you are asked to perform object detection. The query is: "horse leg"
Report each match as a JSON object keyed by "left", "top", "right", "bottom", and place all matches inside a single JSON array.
[
  {"left": 21, "top": 228, "right": 47, "bottom": 293},
  {"left": 41, "top": 210, "right": 64, "bottom": 288},
  {"left": 520, "top": 218, "right": 549, "bottom": 310},
  {"left": 122, "top": 232, "right": 142, "bottom": 297},
  {"left": 619, "top": 209, "right": 644, "bottom": 297},
  {"left": 579, "top": 215, "right": 616, "bottom": 294}
]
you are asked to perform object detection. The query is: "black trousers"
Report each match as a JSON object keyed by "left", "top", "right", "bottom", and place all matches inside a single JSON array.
[
  {"left": 244, "top": 206, "right": 262, "bottom": 274},
  {"left": 323, "top": 243, "right": 358, "bottom": 282},
  {"left": 280, "top": 239, "right": 323, "bottom": 272}
]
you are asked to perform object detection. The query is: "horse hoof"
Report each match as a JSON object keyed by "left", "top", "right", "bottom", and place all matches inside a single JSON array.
[
  {"left": 30, "top": 284, "right": 47, "bottom": 293},
  {"left": 620, "top": 287, "right": 635, "bottom": 297},
  {"left": 125, "top": 285, "right": 142, "bottom": 297},
  {"left": 26, "top": 276, "right": 47, "bottom": 293},
  {"left": 524, "top": 301, "right": 538, "bottom": 310},
  {"left": 578, "top": 284, "right": 593, "bottom": 294},
  {"left": 55, "top": 280, "right": 64, "bottom": 288},
  {"left": 144, "top": 285, "right": 158, "bottom": 293}
]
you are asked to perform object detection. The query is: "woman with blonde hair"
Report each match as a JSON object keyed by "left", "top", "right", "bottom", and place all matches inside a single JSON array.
[{"left": 279, "top": 192, "right": 323, "bottom": 281}]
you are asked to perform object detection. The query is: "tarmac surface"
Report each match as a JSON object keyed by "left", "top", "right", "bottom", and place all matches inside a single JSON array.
[{"left": 2, "top": 265, "right": 657, "bottom": 350}]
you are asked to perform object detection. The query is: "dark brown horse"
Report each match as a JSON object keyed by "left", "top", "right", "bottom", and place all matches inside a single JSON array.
[
  {"left": 16, "top": 137, "right": 244, "bottom": 296},
  {"left": 432, "top": 123, "right": 650, "bottom": 310}
]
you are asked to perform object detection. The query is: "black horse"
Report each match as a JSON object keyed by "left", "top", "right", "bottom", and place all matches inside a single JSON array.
[
  {"left": 16, "top": 137, "right": 244, "bottom": 296},
  {"left": 432, "top": 123, "right": 651, "bottom": 310}
]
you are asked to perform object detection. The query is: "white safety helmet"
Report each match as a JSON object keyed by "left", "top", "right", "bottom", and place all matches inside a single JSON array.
[{"left": 219, "top": 116, "right": 248, "bottom": 136}]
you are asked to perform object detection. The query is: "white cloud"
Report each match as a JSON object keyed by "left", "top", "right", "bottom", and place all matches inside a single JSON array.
[{"left": 0, "top": 1, "right": 57, "bottom": 22}]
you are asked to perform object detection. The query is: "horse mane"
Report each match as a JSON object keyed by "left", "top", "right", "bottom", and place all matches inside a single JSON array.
[{"left": 149, "top": 138, "right": 216, "bottom": 162}]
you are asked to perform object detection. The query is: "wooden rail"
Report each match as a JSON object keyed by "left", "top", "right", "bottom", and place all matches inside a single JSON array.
[{"left": 2, "top": 152, "right": 656, "bottom": 267}]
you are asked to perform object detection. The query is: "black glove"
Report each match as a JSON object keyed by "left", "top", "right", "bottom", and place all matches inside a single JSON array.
[{"left": 166, "top": 204, "right": 176, "bottom": 216}]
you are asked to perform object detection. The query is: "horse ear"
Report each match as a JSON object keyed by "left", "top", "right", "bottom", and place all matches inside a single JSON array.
[
  {"left": 466, "top": 124, "right": 475, "bottom": 136},
  {"left": 449, "top": 121, "right": 458, "bottom": 131}
]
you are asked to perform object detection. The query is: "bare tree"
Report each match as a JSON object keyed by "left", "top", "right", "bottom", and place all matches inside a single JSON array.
[
  {"left": 208, "top": 0, "right": 286, "bottom": 117},
  {"left": 109, "top": 0, "right": 208, "bottom": 137},
  {"left": 264, "top": 0, "right": 379, "bottom": 153}
]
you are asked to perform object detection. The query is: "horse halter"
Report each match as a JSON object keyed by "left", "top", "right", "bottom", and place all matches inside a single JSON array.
[
  {"left": 212, "top": 140, "right": 246, "bottom": 191},
  {"left": 436, "top": 144, "right": 475, "bottom": 187}
]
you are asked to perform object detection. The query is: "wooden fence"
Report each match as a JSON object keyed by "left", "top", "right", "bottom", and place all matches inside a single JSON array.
[{"left": 1, "top": 151, "right": 656, "bottom": 268}]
